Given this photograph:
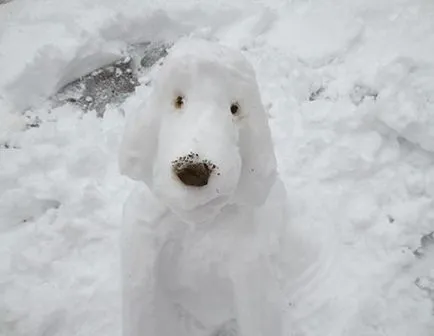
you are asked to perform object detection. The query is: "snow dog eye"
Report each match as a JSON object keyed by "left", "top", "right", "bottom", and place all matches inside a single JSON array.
[
  {"left": 174, "top": 96, "right": 185, "bottom": 109},
  {"left": 230, "top": 102, "right": 240, "bottom": 116}
]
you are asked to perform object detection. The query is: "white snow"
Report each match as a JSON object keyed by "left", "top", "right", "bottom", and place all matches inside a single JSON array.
[{"left": 0, "top": 0, "right": 433, "bottom": 335}]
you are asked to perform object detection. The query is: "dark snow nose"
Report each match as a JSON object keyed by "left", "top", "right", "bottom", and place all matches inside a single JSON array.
[{"left": 175, "top": 162, "right": 211, "bottom": 187}]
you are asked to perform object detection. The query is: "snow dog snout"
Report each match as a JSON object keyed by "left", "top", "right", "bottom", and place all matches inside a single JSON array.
[{"left": 172, "top": 152, "right": 217, "bottom": 187}]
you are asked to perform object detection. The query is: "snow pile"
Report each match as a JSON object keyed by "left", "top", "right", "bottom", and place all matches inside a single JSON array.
[
  {"left": 0, "top": 0, "right": 274, "bottom": 112},
  {"left": 0, "top": 104, "right": 130, "bottom": 335},
  {"left": 1, "top": 0, "right": 433, "bottom": 335},
  {"left": 0, "top": 109, "right": 26, "bottom": 145},
  {"left": 374, "top": 58, "right": 434, "bottom": 153}
]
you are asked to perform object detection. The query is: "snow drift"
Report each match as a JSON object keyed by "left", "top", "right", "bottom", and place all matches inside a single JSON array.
[{"left": 0, "top": 0, "right": 433, "bottom": 335}]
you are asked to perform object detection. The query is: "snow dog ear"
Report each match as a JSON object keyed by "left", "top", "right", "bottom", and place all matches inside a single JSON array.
[
  {"left": 234, "top": 76, "right": 278, "bottom": 207},
  {"left": 118, "top": 96, "right": 160, "bottom": 187}
]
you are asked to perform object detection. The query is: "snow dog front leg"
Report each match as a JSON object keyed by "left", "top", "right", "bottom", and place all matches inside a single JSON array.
[{"left": 232, "top": 257, "right": 283, "bottom": 336}]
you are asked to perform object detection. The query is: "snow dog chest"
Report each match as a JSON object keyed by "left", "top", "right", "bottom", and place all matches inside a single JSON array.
[{"left": 157, "top": 224, "right": 244, "bottom": 326}]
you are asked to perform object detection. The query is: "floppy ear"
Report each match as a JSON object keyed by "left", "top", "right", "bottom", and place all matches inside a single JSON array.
[
  {"left": 118, "top": 97, "right": 160, "bottom": 187},
  {"left": 235, "top": 95, "right": 278, "bottom": 207}
]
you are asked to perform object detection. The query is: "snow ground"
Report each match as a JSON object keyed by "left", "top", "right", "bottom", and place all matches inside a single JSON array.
[{"left": 1, "top": 0, "right": 434, "bottom": 335}]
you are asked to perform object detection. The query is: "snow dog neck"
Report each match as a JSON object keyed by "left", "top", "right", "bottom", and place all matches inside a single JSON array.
[{"left": 119, "top": 37, "right": 277, "bottom": 224}]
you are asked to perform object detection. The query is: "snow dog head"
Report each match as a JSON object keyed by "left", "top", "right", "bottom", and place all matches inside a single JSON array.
[{"left": 119, "top": 38, "right": 277, "bottom": 224}]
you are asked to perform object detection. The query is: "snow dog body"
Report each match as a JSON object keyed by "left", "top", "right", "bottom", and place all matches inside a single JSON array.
[{"left": 119, "top": 38, "right": 288, "bottom": 336}]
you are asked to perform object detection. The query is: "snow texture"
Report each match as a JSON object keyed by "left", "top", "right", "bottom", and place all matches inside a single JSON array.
[{"left": 1, "top": 0, "right": 434, "bottom": 335}]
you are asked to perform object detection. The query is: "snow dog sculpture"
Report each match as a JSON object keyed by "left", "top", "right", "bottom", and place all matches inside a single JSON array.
[{"left": 119, "top": 37, "right": 288, "bottom": 336}]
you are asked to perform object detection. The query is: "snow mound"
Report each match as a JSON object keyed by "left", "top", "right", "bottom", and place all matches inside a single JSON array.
[
  {"left": 0, "top": 4, "right": 196, "bottom": 112},
  {"left": 265, "top": 3, "right": 364, "bottom": 67},
  {"left": 0, "top": 104, "right": 132, "bottom": 336},
  {"left": 373, "top": 58, "right": 434, "bottom": 153},
  {"left": 1, "top": 0, "right": 434, "bottom": 335},
  {"left": 0, "top": 108, "right": 27, "bottom": 145}
]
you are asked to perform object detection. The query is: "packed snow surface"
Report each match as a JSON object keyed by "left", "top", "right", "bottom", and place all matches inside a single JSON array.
[{"left": 1, "top": 0, "right": 434, "bottom": 335}]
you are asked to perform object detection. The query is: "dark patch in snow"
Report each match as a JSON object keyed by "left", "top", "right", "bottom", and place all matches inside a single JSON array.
[
  {"left": 308, "top": 86, "right": 326, "bottom": 101},
  {"left": 53, "top": 41, "right": 172, "bottom": 117},
  {"left": 25, "top": 115, "right": 42, "bottom": 129},
  {"left": 413, "top": 232, "right": 434, "bottom": 311},
  {"left": 421, "top": 231, "right": 434, "bottom": 247},
  {"left": 20, "top": 199, "right": 61, "bottom": 225},
  {"left": 387, "top": 215, "right": 395, "bottom": 223},
  {"left": 0, "top": 142, "right": 19, "bottom": 150},
  {"left": 26, "top": 123, "right": 40, "bottom": 128},
  {"left": 132, "top": 41, "right": 170, "bottom": 69},
  {"left": 350, "top": 84, "right": 378, "bottom": 105},
  {"left": 413, "top": 231, "right": 434, "bottom": 258},
  {"left": 414, "top": 276, "right": 434, "bottom": 296},
  {"left": 55, "top": 56, "right": 140, "bottom": 117}
]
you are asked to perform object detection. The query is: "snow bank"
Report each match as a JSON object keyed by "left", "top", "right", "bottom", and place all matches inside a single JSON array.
[
  {"left": 0, "top": 4, "right": 190, "bottom": 111},
  {"left": 373, "top": 58, "right": 434, "bottom": 153},
  {"left": 0, "top": 105, "right": 26, "bottom": 144},
  {"left": 1, "top": 0, "right": 434, "bottom": 335},
  {"left": 0, "top": 104, "right": 131, "bottom": 335},
  {"left": 248, "top": 1, "right": 434, "bottom": 334},
  {"left": 0, "top": 0, "right": 276, "bottom": 112}
]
